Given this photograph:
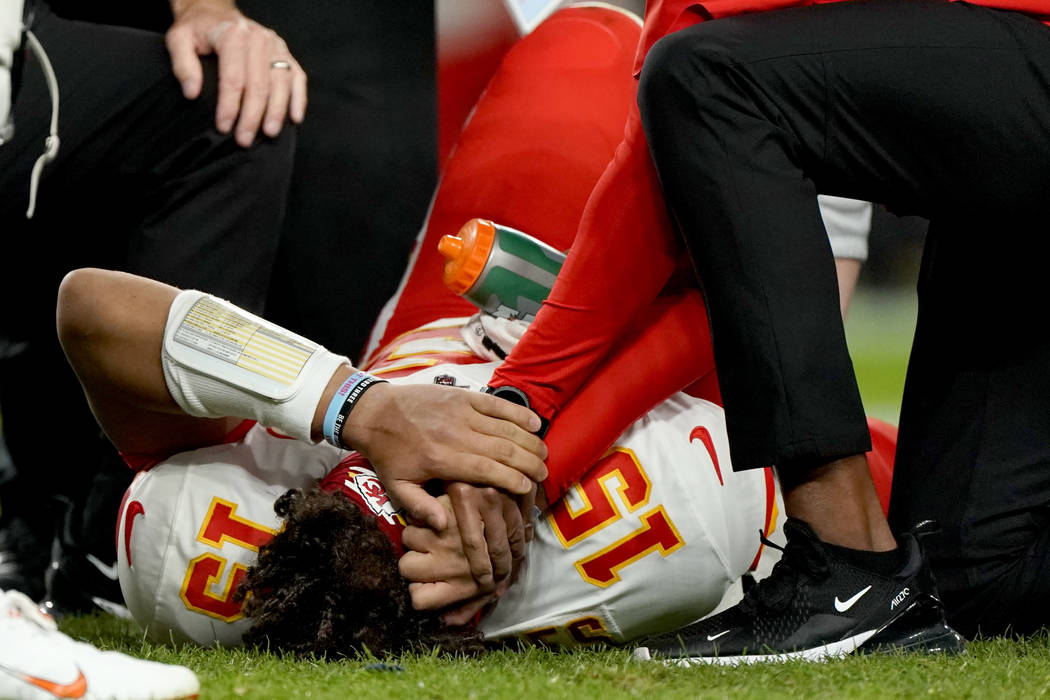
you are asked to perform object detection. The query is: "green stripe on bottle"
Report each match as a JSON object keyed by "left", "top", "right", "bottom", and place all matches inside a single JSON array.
[
  {"left": 493, "top": 224, "right": 565, "bottom": 275},
  {"left": 472, "top": 266, "right": 555, "bottom": 320}
]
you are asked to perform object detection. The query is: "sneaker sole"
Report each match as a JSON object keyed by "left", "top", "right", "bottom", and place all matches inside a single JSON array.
[
  {"left": 633, "top": 592, "right": 966, "bottom": 666},
  {"left": 632, "top": 629, "right": 878, "bottom": 666},
  {"left": 859, "top": 596, "right": 966, "bottom": 656}
]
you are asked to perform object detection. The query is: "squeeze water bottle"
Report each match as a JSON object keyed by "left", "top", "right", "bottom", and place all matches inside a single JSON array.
[{"left": 438, "top": 218, "right": 566, "bottom": 323}]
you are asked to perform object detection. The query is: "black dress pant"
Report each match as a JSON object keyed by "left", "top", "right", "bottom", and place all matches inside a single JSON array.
[
  {"left": 45, "top": 0, "right": 440, "bottom": 363},
  {"left": 0, "top": 4, "right": 293, "bottom": 564},
  {"left": 638, "top": 0, "right": 1050, "bottom": 636},
  {"left": 240, "top": 0, "right": 438, "bottom": 362}
]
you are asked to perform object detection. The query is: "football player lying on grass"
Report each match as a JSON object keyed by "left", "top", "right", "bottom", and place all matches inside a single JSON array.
[
  {"left": 57, "top": 265, "right": 786, "bottom": 655},
  {"left": 55, "top": 4, "right": 896, "bottom": 658},
  {"left": 53, "top": 8, "right": 770, "bottom": 653}
]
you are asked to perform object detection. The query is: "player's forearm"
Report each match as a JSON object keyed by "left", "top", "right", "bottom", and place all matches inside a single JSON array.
[
  {"left": 57, "top": 268, "right": 186, "bottom": 416},
  {"left": 159, "top": 286, "right": 351, "bottom": 443},
  {"left": 58, "top": 268, "right": 353, "bottom": 446},
  {"left": 60, "top": 269, "right": 545, "bottom": 520}
]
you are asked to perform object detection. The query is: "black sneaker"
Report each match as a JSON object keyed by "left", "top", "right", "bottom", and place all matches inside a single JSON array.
[
  {"left": 41, "top": 481, "right": 132, "bottom": 621},
  {"left": 0, "top": 512, "right": 56, "bottom": 603},
  {"left": 41, "top": 546, "right": 131, "bottom": 621},
  {"left": 632, "top": 519, "right": 965, "bottom": 665}
]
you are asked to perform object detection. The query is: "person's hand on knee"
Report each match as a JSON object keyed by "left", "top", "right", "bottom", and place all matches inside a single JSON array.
[{"left": 166, "top": 0, "right": 307, "bottom": 146}]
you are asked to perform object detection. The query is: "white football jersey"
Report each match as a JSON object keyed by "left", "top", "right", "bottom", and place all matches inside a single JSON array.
[
  {"left": 117, "top": 319, "right": 774, "bottom": 647},
  {"left": 116, "top": 425, "right": 347, "bottom": 646},
  {"left": 479, "top": 392, "right": 770, "bottom": 645}
]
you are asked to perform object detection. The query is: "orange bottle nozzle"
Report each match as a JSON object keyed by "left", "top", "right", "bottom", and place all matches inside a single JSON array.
[
  {"left": 440, "top": 218, "right": 496, "bottom": 295},
  {"left": 437, "top": 234, "right": 463, "bottom": 260}
]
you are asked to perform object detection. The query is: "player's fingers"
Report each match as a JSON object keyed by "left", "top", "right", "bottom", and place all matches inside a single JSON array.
[
  {"left": 398, "top": 550, "right": 432, "bottom": 582},
  {"left": 487, "top": 505, "right": 515, "bottom": 584},
  {"left": 465, "top": 421, "right": 547, "bottom": 487},
  {"left": 407, "top": 580, "right": 478, "bottom": 611},
  {"left": 468, "top": 404, "right": 549, "bottom": 462},
  {"left": 400, "top": 525, "right": 438, "bottom": 555},
  {"left": 443, "top": 452, "right": 538, "bottom": 497},
  {"left": 469, "top": 485, "right": 516, "bottom": 584},
  {"left": 165, "top": 26, "right": 203, "bottom": 99},
  {"left": 518, "top": 483, "right": 537, "bottom": 544},
  {"left": 505, "top": 490, "right": 527, "bottom": 562},
  {"left": 213, "top": 20, "right": 249, "bottom": 134},
  {"left": 466, "top": 429, "right": 548, "bottom": 486},
  {"left": 398, "top": 550, "right": 469, "bottom": 582},
  {"left": 469, "top": 390, "right": 544, "bottom": 435},
  {"left": 387, "top": 481, "right": 447, "bottom": 531},
  {"left": 448, "top": 484, "right": 498, "bottom": 588}
]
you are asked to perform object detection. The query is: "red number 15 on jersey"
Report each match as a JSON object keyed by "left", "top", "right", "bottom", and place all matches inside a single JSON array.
[{"left": 548, "top": 447, "right": 685, "bottom": 588}]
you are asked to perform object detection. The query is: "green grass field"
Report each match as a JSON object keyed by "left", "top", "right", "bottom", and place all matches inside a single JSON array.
[
  {"left": 59, "top": 285, "right": 1050, "bottom": 699},
  {"left": 59, "top": 613, "right": 1050, "bottom": 699}
]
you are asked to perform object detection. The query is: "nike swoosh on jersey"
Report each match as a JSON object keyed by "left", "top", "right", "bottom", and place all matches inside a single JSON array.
[
  {"left": 123, "top": 500, "right": 145, "bottom": 567},
  {"left": 834, "top": 585, "right": 873, "bottom": 612},
  {"left": 2, "top": 666, "right": 87, "bottom": 699},
  {"left": 690, "top": 426, "right": 724, "bottom": 486},
  {"left": 706, "top": 630, "right": 731, "bottom": 641}
]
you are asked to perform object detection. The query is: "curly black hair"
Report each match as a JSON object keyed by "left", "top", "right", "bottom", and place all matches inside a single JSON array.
[{"left": 235, "top": 487, "right": 483, "bottom": 658}]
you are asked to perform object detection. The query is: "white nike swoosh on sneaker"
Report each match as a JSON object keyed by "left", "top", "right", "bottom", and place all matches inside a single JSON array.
[
  {"left": 834, "top": 585, "right": 873, "bottom": 612},
  {"left": 85, "top": 553, "right": 119, "bottom": 581},
  {"left": 706, "top": 630, "right": 731, "bottom": 641}
]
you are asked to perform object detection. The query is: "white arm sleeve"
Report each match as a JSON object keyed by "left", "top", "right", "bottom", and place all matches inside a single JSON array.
[
  {"left": 161, "top": 290, "right": 349, "bottom": 443},
  {"left": 818, "top": 195, "right": 872, "bottom": 262}
]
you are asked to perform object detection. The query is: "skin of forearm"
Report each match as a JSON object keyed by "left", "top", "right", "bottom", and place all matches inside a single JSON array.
[
  {"left": 57, "top": 268, "right": 241, "bottom": 456},
  {"left": 57, "top": 268, "right": 181, "bottom": 414},
  {"left": 835, "top": 257, "right": 863, "bottom": 319}
]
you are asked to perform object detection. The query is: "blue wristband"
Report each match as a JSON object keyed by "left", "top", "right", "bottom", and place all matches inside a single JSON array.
[
  {"left": 322, "top": 371, "right": 367, "bottom": 447},
  {"left": 330, "top": 375, "right": 386, "bottom": 449}
]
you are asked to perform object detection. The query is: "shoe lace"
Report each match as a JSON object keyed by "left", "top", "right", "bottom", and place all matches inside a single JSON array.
[{"left": 739, "top": 528, "right": 831, "bottom": 615}]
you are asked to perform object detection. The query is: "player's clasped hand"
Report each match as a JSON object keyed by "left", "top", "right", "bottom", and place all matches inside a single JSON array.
[
  {"left": 166, "top": 0, "right": 307, "bottom": 147},
  {"left": 400, "top": 495, "right": 510, "bottom": 626},
  {"left": 446, "top": 482, "right": 529, "bottom": 591},
  {"left": 341, "top": 382, "right": 548, "bottom": 533}
]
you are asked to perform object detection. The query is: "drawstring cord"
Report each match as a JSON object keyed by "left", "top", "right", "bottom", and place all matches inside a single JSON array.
[{"left": 21, "top": 27, "right": 58, "bottom": 219}]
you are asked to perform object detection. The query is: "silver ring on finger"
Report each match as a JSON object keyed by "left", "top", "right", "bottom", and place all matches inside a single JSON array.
[{"left": 270, "top": 60, "right": 292, "bottom": 70}]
